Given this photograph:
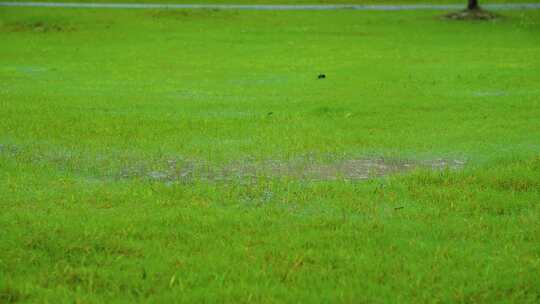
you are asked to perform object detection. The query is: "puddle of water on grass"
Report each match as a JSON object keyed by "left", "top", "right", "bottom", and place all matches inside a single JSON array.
[
  {"left": 0, "top": 144, "right": 466, "bottom": 183},
  {"left": 132, "top": 157, "right": 466, "bottom": 184},
  {"left": 473, "top": 91, "right": 506, "bottom": 97},
  {"left": 472, "top": 89, "right": 540, "bottom": 97},
  {"left": 0, "top": 144, "right": 20, "bottom": 156}
]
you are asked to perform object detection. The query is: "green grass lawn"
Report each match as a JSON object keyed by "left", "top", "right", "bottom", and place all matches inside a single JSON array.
[
  {"left": 1, "top": 5, "right": 539, "bottom": 303},
  {"left": 4, "top": 0, "right": 538, "bottom": 5}
]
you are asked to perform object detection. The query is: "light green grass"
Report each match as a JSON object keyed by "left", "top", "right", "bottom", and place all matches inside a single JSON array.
[{"left": 0, "top": 6, "right": 539, "bottom": 303}]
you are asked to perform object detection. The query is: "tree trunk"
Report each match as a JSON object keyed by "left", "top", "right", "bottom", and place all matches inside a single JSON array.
[{"left": 468, "top": 0, "right": 480, "bottom": 10}]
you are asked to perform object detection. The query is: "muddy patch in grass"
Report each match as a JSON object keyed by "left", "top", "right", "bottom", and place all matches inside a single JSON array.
[
  {"left": 122, "top": 156, "right": 466, "bottom": 184},
  {"left": 0, "top": 144, "right": 466, "bottom": 184},
  {"left": 147, "top": 9, "right": 239, "bottom": 21},
  {"left": 0, "top": 144, "right": 19, "bottom": 157},
  {"left": 443, "top": 9, "right": 500, "bottom": 21},
  {"left": 1, "top": 20, "right": 76, "bottom": 33}
]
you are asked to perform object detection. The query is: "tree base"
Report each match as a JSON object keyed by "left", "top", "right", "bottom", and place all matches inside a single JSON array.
[{"left": 444, "top": 8, "right": 499, "bottom": 20}]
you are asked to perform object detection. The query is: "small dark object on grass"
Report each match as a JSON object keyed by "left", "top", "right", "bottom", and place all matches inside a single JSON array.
[
  {"left": 318, "top": 74, "right": 326, "bottom": 79},
  {"left": 394, "top": 206, "right": 404, "bottom": 210}
]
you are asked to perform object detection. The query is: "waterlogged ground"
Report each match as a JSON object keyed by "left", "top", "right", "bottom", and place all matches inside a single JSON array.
[
  {"left": 0, "top": 5, "right": 539, "bottom": 303},
  {"left": 1, "top": 143, "right": 466, "bottom": 183}
]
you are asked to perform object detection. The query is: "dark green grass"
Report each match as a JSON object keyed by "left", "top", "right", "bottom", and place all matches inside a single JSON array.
[{"left": 0, "top": 6, "right": 539, "bottom": 303}]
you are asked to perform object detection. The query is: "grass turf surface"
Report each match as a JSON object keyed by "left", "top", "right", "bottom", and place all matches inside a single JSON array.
[
  {"left": 1, "top": 5, "right": 540, "bottom": 303},
  {"left": 3, "top": 0, "right": 538, "bottom": 5}
]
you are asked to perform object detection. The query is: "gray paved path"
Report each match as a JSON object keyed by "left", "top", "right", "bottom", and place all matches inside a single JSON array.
[{"left": 1, "top": 2, "right": 540, "bottom": 10}]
